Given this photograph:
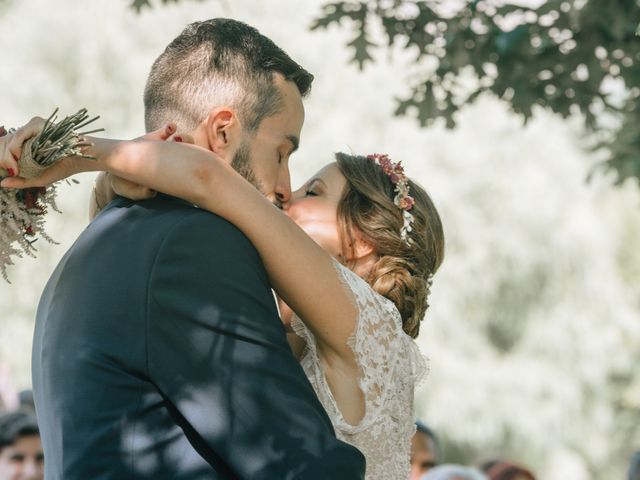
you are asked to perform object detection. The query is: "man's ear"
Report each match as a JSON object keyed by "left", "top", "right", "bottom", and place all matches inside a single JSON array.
[{"left": 204, "top": 107, "right": 242, "bottom": 159}]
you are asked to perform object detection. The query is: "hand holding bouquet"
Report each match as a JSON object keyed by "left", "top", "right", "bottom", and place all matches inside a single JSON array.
[{"left": 0, "top": 109, "right": 102, "bottom": 281}]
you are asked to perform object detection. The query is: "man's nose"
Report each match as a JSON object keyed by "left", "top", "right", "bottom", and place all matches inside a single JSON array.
[{"left": 274, "top": 166, "right": 292, "bottom": 206}]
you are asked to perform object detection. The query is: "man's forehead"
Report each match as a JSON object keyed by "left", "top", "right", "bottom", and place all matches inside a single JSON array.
[
  {"left": 253, "top": 76, "right": 304, "bottom": 146},
  {"left": 259, "top": 102, "right": 304, "bottom": 143},
  {"left": 274, "top": 75, "right": 305, "bottom": 112}
]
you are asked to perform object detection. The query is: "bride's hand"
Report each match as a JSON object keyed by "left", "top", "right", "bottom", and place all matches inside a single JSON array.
[
  {"left": 107, "top": 129, "right": 194, "bottom": 202},
  {"left": 0, "top": 116, "right": 47, "bottom": 178},
  {"left": 107, "top": 124, "right": 187, "bottom": 202},
  {"left": 0, "top": 122, "right": 178, "bottom": 190},
  {"left": 90, "top": 126, "right": 190, "bottom": 219}
]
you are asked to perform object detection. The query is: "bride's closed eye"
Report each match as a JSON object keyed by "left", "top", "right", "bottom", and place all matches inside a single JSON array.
[{"left": 304, "top": 179, "right": 322, "bottom": 197}]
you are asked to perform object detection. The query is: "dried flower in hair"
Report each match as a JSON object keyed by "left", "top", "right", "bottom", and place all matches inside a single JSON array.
[{"left": 366, "top": 153, "right": 415, "bottom": 244}]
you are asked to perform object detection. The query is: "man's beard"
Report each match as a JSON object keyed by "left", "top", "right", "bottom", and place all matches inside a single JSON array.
[{"left": 231, "top": 139, "right": 265, "bottom": 195}]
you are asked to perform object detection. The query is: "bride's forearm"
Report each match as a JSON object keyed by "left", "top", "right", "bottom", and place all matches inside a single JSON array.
[{"left": 86, "top": 138, "right": 225, "bottom": 209}]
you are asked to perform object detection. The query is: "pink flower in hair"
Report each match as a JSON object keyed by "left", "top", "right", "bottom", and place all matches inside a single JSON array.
[{"left": 366, "top": 153, "right": 416, "bottom": 244}]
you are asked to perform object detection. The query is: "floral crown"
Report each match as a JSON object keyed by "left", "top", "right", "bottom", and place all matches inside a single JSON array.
[{"left": 366, "top": 153, "right": 415, "bottom": 245}]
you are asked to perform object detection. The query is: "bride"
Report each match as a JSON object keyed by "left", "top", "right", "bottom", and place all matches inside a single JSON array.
[{"left": 1, "top": 120, "right": 444, "bottom": 479}]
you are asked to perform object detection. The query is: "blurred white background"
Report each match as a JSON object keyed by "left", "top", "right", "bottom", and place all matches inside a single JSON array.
[{"left": 1, "top": 0, "right": 639, "bottom": 478}]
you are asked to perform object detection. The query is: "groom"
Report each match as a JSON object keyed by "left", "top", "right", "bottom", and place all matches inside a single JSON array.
[{"left": 31, "top": 18, "right": 365, "bottom": 479}]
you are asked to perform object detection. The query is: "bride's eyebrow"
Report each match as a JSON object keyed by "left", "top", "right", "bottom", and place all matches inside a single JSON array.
[{"left": 306, "top": 178, "right": 326, "bottom": 190}]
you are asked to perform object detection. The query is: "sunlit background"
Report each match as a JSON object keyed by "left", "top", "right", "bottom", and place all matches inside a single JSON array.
[{"left": 1, "top": 0, "right": 639, "bottom": 478}]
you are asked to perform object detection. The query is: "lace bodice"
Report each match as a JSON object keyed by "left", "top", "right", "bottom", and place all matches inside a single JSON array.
[{"left": 291, "top": 260, "right": 427, "bottom": 480}]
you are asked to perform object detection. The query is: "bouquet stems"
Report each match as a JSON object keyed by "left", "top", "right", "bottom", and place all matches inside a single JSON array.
[{"left": 0, "top": 108, "right": 102, "bottom": 282}]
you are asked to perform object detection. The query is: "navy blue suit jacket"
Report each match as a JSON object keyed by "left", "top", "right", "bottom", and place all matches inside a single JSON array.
[{"left": 32, "top": 194, "right": 365, "bottom": 479}]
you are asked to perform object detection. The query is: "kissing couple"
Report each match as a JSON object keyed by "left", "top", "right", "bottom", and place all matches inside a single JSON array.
[{"left": 1, "top": 18, "right": 444, "bottom": 480}]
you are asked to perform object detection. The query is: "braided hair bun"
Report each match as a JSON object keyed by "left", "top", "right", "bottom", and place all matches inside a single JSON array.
[{"left": 335, "top": 152, "right": 444, "bottom": 338}]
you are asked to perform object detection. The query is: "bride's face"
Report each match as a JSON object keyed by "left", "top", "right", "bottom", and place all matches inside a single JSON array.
[{"left": 284, "top": 162, "right": 347, "bottom": 259}]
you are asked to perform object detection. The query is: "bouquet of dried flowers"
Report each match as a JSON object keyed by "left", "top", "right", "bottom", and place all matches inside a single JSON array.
[{"left": 0, "top": 109, "right": 102, "bottom": 282}]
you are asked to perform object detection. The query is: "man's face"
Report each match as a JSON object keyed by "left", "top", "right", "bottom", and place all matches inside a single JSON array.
[
  {"left": 240, "top": 76, "right": 305, "bottom": 206},
  {"left": 0, "top": 435, "right": 44, "bottom": 480},
  {"left": 410, "top": 431, "right": 438, "bottom": 480}
]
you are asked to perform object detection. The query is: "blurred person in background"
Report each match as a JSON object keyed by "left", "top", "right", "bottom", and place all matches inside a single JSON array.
[
  {"left": 421, "top": 464, "right": 487, "bottom": 480},
  {"left": 0, "top": 411, "right": 43, "bottom": 480},
  {"left": 629, "top": 451, "right": 640, "bottom": 480},
  {"left": 15, "top": 393, "right": 34, "bottom": 416},
  {"left": 481, "top": 460, "right": 536, "bottom": 480},
  {"left": 411, "top": 420, "right": 442, "bottom": 479}
]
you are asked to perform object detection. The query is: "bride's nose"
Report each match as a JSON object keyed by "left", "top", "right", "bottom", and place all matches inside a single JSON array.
[{"left": 282, "top": 187, "right": 304, "bottom": 215}]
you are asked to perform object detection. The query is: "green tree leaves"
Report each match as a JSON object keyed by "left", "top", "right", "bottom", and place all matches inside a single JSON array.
[
  {"left": 129, "top": 0, "right": 640, "bottom": 186},
  {"left": 311, "top": 2, "right": 375, "bottom": 68},
  {"left": 312, "top": 0, "right": 640, "bottom": 185}
]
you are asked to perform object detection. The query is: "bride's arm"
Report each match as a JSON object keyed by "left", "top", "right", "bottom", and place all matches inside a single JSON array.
[
  {"left": 91, "top": 139, "right": 359, "bottom": 363},
  {"left": 2, "top": 136, "right": 358, "bottom": 364},
  {"left": 2, "top": 132, "right": 358, "bottom": 362},
  {"left": 0, "top": 117, "right": 169, "bottom": 221}
]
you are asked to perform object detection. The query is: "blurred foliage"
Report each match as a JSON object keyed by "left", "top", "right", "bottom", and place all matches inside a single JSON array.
[
  {"left": 600, "top": 106, "right": 640, "bottom": 183},
  {"left": 311, "top": 0, "right": 640, "bottom": 185},
  {"left": 128, "top": 0, "right": 640, "bottom": 184},
  {"left": 312, "top": 0, "right": 640, "bottom": 186}
]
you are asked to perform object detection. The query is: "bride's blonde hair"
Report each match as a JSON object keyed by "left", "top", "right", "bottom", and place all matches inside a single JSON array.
[{"left": 335, "top": 152, "right": 445, "bottom": 338}]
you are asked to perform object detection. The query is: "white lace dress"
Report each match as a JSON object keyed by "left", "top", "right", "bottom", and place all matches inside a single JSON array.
[{"left": 291, "top": 260, "right": 428, "bottom": 480}]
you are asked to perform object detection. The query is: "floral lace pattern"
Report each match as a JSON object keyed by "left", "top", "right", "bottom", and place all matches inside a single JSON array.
[{"left": 291, "top": 259, "right": 428, "bottom": 479}]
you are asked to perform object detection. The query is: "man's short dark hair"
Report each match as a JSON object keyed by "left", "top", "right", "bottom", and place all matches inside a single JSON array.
[
  {"left": 0, "top": 410, "right": 40, "bottom": 451},
  {"left": 144, "top": 18, "right": 314, "bottom": 133}
]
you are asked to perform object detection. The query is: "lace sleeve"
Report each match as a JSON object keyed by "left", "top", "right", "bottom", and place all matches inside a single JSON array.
[
  {"left": 333, "top": 260, "right": 412, "bottom": 427},
  {"left": 291, "top": 258, "right": 424, "bottom": 431},
  {"left": 291, "top": 259, "right": 427, "bottom": 477}
]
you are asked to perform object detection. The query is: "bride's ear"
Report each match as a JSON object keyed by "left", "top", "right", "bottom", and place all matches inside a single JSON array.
[
  {"left": 345, "top": 231, "right": 376, "bottom": 262},
  {"left": 204, "top": 107, "right": 243, "bottom": 161}
]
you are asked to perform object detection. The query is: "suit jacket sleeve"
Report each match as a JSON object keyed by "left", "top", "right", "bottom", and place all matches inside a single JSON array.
[{"left": 146, "top": 210, "right": 365, "bottom": 479}]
